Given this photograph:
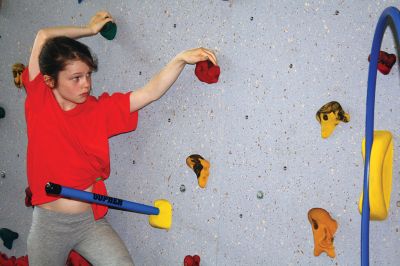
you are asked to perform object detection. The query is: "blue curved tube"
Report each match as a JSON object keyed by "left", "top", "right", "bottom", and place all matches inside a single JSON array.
[
  {"left": 362, "top": 6, "right": 400, "bottom": 266},
  {"left": 45, "top": 182, "right": 159, "bottom": 216}
]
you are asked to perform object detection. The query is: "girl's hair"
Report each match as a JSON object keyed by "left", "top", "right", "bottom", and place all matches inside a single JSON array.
[{"left": 39, "top": 36, "right": 98, "bottom": 87}]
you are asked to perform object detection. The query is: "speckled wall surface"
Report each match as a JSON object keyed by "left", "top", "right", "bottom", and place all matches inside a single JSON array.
[{"left": 1, "top": 1, "right": 400, "bottom": 265}]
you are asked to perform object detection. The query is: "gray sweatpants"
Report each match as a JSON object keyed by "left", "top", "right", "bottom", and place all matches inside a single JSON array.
[{"left": 27, "top": 207, "right": 134, "bottom": 266}]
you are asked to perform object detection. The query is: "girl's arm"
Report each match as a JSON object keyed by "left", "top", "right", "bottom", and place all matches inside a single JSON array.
[
  {"left": 28, "top": 11, "right": 113, "bottom": 81},
  {"left": 129, "top": 47, "right": 218, "bottom": 112}
]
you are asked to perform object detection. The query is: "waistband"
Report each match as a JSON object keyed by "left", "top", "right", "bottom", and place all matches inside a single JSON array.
[{"left": 33, "top": 206, "right": 93, "bottom": 223}]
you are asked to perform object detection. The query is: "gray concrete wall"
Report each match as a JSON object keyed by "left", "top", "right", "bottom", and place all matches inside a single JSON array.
[{"left": 1, "top": 0, "right": 400, "bottom": 265}]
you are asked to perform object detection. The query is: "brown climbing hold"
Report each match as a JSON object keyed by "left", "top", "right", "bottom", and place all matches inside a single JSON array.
[{"left": 12, "top": 63, "right": 25, "bottom": 88}]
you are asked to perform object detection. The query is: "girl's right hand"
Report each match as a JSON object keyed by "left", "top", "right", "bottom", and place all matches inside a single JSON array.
[
  {"left": 87, "top": 11, "right": 113, "bottom": 35},
  {"left": 177, "top": 47, "right": 218, "bottom": 66}
]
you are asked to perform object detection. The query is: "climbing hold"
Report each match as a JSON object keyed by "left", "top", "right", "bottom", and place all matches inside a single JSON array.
[
  {"left": 149, "top": 199, "right": 172, "bottom": 230},
  {"left": 195, "top": 60, "right": 220, "bottom": 84},
  {"left": 180, "top": 184, "right": 186, "bottom": 192},
  {"left": 368, "top": 51, "right": 396, "bottom": 75},
  {"left": 186, "top": 154, "right": 210, "bottom": 188},
  {"left": 0, "top": 251, "right": 28, "bottom": 265},
  {"left": 316, "top": 101, "right": 350, "bottom": 138},
  {"left": 0, "top": 107, "right": 5, "bottom": 119},
  {"left": 12, "top": 63, "right": 25, "bottom": 88},
  {"left": 0, "top": 250, "right": 87, "bottom": 266},
  {"left": 66, "top": 250, "right": 91, "bottom": 266},
  {"left": 256, "top": 191, "right": 264, "bottom": 199},
  {"left": 100, "top": 21, "right": 117, "bottom": 40},
  {"left": 184, "top": 255, "right": 200, "bottom": 266},
  {"left": 25, "top": 186, "right": 33, "bottom": 208},
  {"left": 307, "top": 208, "right": 338, "bottom": 258},
  {"left": 0, "top": 228, "right": 19, "bottom": 250},
  {"left": 358, "top": 131, "right": 393, "bottom": 220}
]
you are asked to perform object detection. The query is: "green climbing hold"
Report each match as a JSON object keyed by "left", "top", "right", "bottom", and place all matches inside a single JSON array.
[
  {"left": 0, "top": 107, "right": 5, "bottom": 119},
  {"left": 100, "top": 21, "right": 117, "bottom": 40},
  {"left": 0, "top": 228, "right": 19, "bottom": 249}
]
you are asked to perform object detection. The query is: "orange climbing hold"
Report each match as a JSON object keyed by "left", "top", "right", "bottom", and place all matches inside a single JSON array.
[
  {"left": 307, "top": 208, "right": 338, "bottom": 258},
  {"left": 186, "top": 154, "right": 210, "bottom": 188}
]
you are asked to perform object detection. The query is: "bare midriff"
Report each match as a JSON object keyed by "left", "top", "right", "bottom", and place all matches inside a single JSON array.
[{"left": 38, "top": 184, "right": 93, "bottom": 214}]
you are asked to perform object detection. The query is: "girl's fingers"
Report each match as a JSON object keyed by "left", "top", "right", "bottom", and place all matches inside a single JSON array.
[
  {"left": 97, "top": 11, "right": 113, "bottom": 22},
  {"left": 202, "top": 49, "right": 218, "bottom": 65},
  {"left": 104, "top": 13, "right": 113, "bottom": 21}
]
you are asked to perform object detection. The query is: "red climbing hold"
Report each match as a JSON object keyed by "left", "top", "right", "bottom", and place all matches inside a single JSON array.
[
  {"left": 184, "top": 254, "right": 200, "bottom": 266},
  {"left": 195, "top": 60, "right": 220, "bottom": 84},
  {"left": 368, "top": 51, "right": 396, "bottom": 75}
]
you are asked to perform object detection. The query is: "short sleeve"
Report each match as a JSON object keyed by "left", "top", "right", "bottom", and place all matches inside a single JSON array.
[
  {"left": 98, "top": 92, "right": 139, "bottom": 138},
  {"left": 21, "top": 67, "right": 46, "bottom": 96}
]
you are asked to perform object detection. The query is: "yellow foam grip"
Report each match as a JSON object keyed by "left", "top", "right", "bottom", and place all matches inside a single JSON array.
[
  {"left": 358, "top": 131, "right": 393, "bottom": 220},
  {"left": 149, "top": 199, "right": 172, "bottom": 230}
]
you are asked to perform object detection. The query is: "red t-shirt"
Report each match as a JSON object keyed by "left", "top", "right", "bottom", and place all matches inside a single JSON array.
[{"left": 22, "top": 68, "right": 138, "bottom": 220}]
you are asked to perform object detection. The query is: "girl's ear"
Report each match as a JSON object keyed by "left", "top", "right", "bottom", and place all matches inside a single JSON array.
[{"left": 43, "top": 75, "right": 55, "bottom": 88}]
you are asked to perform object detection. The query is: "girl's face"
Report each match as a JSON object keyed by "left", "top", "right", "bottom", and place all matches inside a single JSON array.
[{"left": 48, "top": 60, "right": 93, "bottom": 111}]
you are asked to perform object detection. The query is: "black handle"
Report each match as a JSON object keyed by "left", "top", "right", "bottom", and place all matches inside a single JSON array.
[{"left": 45, "top": 182, "right": 62, "bottom": 195}]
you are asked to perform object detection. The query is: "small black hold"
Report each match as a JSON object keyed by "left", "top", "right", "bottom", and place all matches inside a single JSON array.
[
  {"left": 0, "top": 228, "right": 19, "bottom": 249},
  {"left": 139, "top": 71, "right": 142, "bottom": 75},
  {"left": 168, "top": 118, "right": 171, "bottom": 122},
  {"left": 335, "top": 10, "right": 339, "bottom": 15},
  {"left": 289, "top": 63, "right": 293, "bottom": 68},
  {"left": 257, "top": 191, "right": 264, "bottom": 199},
  {"left": 0, "top": 107, "right": 5, "bottom": 119},
  {"left": 239, "top": 214, "right": 243, "bottom": 218},
  {"left": 173, "top": 23, "right": 177, "bottom": 28},
  {"left": 283, "top": 166, "right": 287, "bottom": 170},
  {"left": 245, "top": 115, "right": 249, "bottom": 119},
  {"left": 250, "top": 17, "right": 254, "bottom": 21},
  {"left": 132, "top": 160, "right": 136, "bottom": 164}
]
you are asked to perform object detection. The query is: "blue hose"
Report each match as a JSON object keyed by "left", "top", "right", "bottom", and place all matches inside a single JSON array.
[{"left": 362, "top": 6, "right": 400, "bottom": 266}]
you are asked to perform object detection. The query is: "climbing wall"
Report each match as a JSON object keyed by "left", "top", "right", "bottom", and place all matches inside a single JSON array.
[{"left": 1, "top": 0, "right": 400, "bottom": 265}]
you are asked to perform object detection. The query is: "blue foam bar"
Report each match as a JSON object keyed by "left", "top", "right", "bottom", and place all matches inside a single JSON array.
[{"left": 45, "top": 182, "right": 159, "bottom": 216}]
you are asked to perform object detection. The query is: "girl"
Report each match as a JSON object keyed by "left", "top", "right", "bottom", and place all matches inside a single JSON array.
[{"left": 23, "top": 10, "right": 217, "bottom": 266}]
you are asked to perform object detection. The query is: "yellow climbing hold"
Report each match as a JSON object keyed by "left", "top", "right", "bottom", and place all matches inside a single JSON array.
[
  {"left": 316, "top": 101, "right": 350, "bottom": 138},
  {"left": 359, "top": 131, "right": 393, "bottom": 220},
  {"left": 149, "top": 199, "right": 172, "bottom": 230},
  {"left": 186, "top": 154, "right": 210, "bottom": 188}
]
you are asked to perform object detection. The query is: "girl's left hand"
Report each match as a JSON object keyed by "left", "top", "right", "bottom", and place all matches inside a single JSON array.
[{"left": 177, "top": 47, "right": 218, "bottom": 66}]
